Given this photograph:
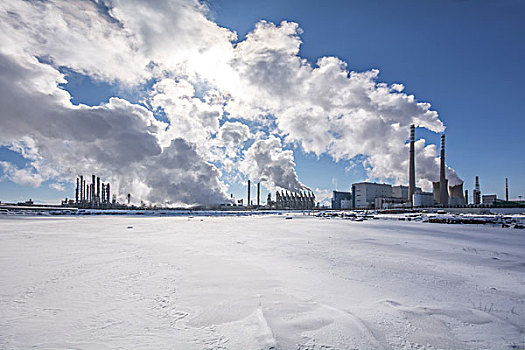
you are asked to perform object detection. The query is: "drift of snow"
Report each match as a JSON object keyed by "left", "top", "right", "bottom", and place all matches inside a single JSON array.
[{"left": 1, "top": 215, "right": 524, "bottom": 349}]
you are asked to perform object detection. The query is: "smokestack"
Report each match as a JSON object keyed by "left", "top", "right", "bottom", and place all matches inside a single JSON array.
[
  {"left": 439, "top": 134, "right": 448, "bottom": 206},
  {"left": 465, "top": 189, "right": 468, "bottom": 205},
  {"left": 75, "top": 177, "right": 79, "bottom": 204},
  {"left": 506, "top": 178, "right": 509, "bottom": 201},
  {"left": 107, "top": 184, "right": 110, "bottom": 206},
  {"left": 91, "top": 175, "right": 95, "bottom": 204},
  {"left": 79, "top": 176, "right": 84, "bottom": 202},
  {"left": 257, "top": 182, "right": 260, "bottom": 207},
  {"left": 247, "top": 180, "right": 251, "bottom": 208},
  {"left": 474, "top": 176, "right": 481, "bottom": 205},
  {"left": 96, "top": 177, "right": 100, "bottom": 204},
  {"left": 127, "top": 193, "right": 131, "bottom": 205},
  {"left": 408, "top": 124, "right": 416, "bottom": 207}
]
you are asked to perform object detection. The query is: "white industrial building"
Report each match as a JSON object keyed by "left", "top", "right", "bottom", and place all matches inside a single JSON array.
[
  {"left": 352, "top": 182, "right": 393, "bottom": 209},
  {"left": 413, "top": 192, "right": 434, "bottom": 207},
  {"left": 392, "top": 185, "right": 409, "bottom": 200},
  {"left": 375, "top": 197, "right": 406, "bottom": 209}
]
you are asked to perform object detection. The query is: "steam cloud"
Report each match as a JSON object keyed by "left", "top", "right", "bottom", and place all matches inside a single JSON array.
[{"left": 0, "top": 0, "right": 461, "bottom": 205}]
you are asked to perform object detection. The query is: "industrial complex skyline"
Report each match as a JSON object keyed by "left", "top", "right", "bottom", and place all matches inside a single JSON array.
[{"left": 0, "top": 0, "right": 523, "bottom": 206}]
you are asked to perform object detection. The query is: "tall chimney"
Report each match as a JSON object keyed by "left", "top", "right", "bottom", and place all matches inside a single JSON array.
[
  {"left": 127, "top": 193, "right": 131, "bottom": 205},
  {"left": 465, "top": 189, "right": 468, "bottom": 205},
  {"left": 79, "top": 176, "right": 84, "bottom": 202},
  {"left": 107, "top": 184, "right": 110, "bottom": 205},
  {"left": 506, "top": 178, "right": 509, "bottom": 201},
  {"left": 75, "top": 177, "right": 79, "bottom": 204},
  {"left": 96, "top": 177, "right": 100, "bottom": 205},
  {"left": 91, "top": 175, "right": 96, "bottom": 204},
  {"left": 439, "top": 134, "right": 448, "bottom": 206},
  {"left": 257, "top": 182, "right": 260, "bottom": 207},
  {"left": 474, "top": 176, "right": 481, "bottom": 205},
  {"left": 408, "top": 124, "right": 416, "bottom": 207},
  {"left": 247, "top": 180, "right": 251, "bottom": 208}
]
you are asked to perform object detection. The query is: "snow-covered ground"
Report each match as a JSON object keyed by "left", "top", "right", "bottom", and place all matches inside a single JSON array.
[{"left": 1, "top": 215, "right": 524, "bottom": 349}]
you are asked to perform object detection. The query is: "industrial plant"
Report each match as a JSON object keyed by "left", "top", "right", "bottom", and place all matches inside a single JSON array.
[
  {"left": 330, "top": 125, "right": 523, "bottom": 210},
  {"left": 1, "top": 125, "right": 522, "bottom": 212},
  {"left": 242, "top": 180, "right": 316, "bottom": 210},
  {"left": 58, "top": 174, "right": 121, "bottom": 209},
  {"left": 274, "top": 191, "right": 316, "bottom": 210}
]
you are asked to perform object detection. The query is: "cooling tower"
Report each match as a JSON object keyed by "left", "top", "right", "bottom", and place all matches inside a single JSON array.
[{"left": 448, "top": 183, "right": 465, "bottom": 206}]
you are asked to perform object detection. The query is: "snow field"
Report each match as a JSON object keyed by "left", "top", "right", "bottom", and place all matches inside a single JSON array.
[{"left": 0, "top": 215, "right": 524, "bottom": 349}]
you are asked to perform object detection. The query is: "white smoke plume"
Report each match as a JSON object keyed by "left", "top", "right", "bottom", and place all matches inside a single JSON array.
[
  {"left": 240, "top": 136, "right": 305, "bottom": 192},
  {"left": 0, "top": 0, "right": 461, "bottom": 204}
]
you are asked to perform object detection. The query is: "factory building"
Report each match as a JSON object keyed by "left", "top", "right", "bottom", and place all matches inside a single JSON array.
[
  {"left": 275, "top": 191, "right": 315, "bottom": 209},
  {"left": 482, "top": 194, "right": 497, "bottom": 206},
  {"left": 331, "top": 191, "right": 352, "bottom": 209},
  {"left": 375, "top": 196, "right": 406, "bottom": 209},
  {"left": 392, "top": 185, "right": 409, "bottom": 201},
  {"left": 352, "top": 182, "right": 392, "bottom": 209},
  {"left": 413, "top": 191, "right": 434, "bottom": 207}
]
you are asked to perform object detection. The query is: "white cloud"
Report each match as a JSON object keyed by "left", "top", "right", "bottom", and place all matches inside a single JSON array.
[
  {"left": 0, "top": 162, "right": 43, "bottom": 188},
  {"left": 49, "top": 183, "right": 65, "bottom": 192},
  {"left": 0, "top": 49, "right": 228, "bottom": 204},
  {"left": 150, "top": 79, "right": 224, "bottom": 147},
  {"left": 0, "top": 0, "right": 461, "bottom": 203},
  {"left": 225, "top": 21, "right": 452, "bottom": 188},
  {"left": 240, "top": 136, "right": 305, "bottom": 191}
]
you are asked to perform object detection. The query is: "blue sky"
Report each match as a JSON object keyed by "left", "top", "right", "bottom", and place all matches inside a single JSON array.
[
  {"left": 210, "top": 0, "right": 525, "bottom": 201},
  {"left": 0, "top": 0, "right": 524, "bottom": 204}
]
